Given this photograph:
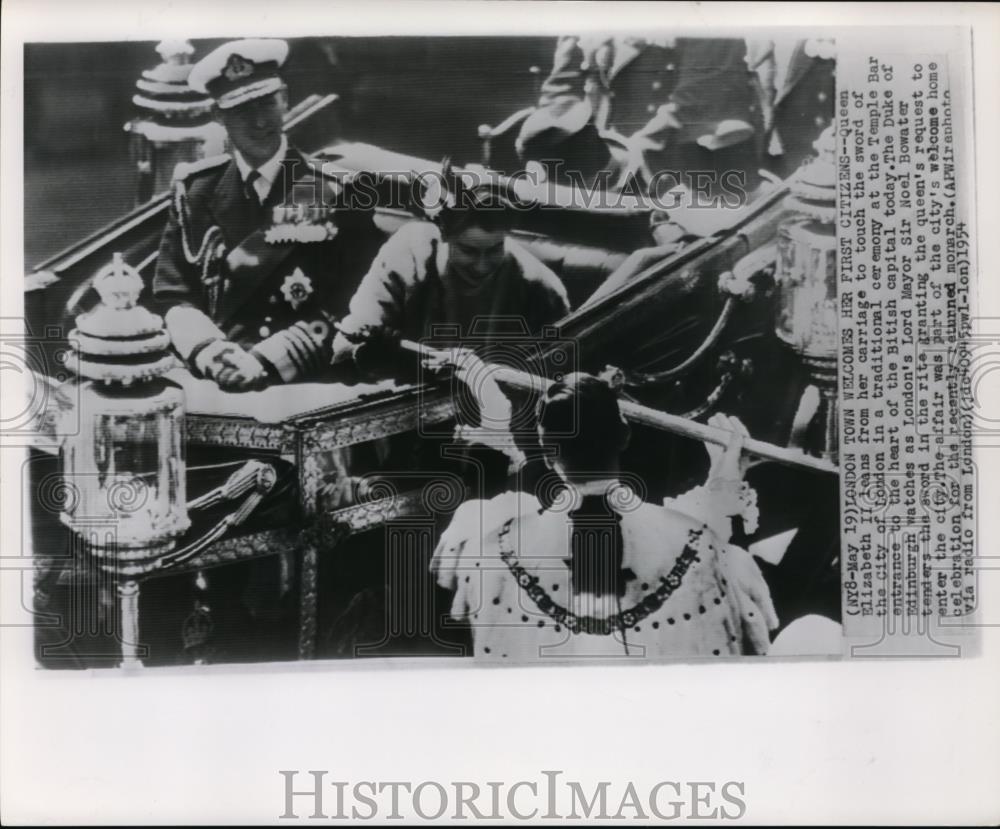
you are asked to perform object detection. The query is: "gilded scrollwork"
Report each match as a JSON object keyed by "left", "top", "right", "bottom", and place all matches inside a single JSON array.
[
  {"left": 298, "top": 392, "right": 455, "bottom": 455},
  {"left": 185, "top": 415, "right": 294, "bottom": 452}
]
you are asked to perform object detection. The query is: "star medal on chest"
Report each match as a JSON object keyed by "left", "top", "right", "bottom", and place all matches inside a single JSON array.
[{"left": 280, "top": 267, "right": 314, "bottom": 310}]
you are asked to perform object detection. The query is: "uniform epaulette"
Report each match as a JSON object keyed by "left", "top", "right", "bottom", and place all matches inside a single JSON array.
[{"left": 173, "top": 153, "right": 231, "bottom": 182}]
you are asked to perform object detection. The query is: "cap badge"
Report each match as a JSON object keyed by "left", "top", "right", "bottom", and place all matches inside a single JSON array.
[
  {"left": 280, "top": 268, "right": 314, "bottom": 310},
  {"left": 223, "top": 53, "right": 254, "bottom": 82}
]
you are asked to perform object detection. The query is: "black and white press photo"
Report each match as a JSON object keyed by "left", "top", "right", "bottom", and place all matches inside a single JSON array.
[
  {"left": 19, "top": 29, "right": 848, "bottom": 668},
  {"left": 2, "top": 2, "right": 996, "bottom": 824}
]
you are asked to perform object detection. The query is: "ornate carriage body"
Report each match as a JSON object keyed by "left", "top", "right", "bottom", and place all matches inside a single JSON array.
[{"left": 25, "top": 90, "right": 839, "bottom": 667}]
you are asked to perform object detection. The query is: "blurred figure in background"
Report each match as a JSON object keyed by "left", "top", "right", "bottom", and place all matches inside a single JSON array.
[
  {"left": 516, "top": 35, "right": 762, "bottom": 198},
  {"left": 747, "top": 37, "right": 836, "bottom": 178}
]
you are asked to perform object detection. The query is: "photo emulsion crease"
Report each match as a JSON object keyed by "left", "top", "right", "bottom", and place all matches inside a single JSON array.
[{"left": 11, "top": 26, "right": 978, "bottom": 677}]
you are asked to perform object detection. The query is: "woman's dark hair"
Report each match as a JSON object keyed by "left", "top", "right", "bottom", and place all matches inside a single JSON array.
[
  {"left": 537, "top": 373, "right": 631, "bottom": 599},
  {"left": 412, "top": 158, "right": 525, "bottom": 237}
]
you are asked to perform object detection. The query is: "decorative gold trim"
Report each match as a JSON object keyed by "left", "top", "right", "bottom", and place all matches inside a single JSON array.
[
  {"left": 185, "top": 415, "right": 295, "bottom": 452},
  {"left": 298, "top": 392, "right": 455, "bottom": 453},
  {"left": 330, "top": 490, "right": 428, "bottom": 532}
]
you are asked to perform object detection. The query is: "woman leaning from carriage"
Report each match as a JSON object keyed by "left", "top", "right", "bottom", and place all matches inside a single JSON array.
[{"left": 429, "top": 355, "right": 778, "bottom": 660}]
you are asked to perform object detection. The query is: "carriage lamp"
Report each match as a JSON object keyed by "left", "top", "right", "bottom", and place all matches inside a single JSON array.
[
  {"left": 774, "top": 126, "right": 839, "bottom": 461},
  {"left": 61, "top": 253, "right": 190, "bottom": 562},
  {"left": 125, "top": 40, "right": 226, "bottom": 203}
]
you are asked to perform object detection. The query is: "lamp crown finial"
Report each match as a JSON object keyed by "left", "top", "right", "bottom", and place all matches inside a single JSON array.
[
  {"left": 93, "top": 253, "right": 143, "bottom": 311},
  {"left": 155, "top": 40, "right": 195, "bottom": 65}
]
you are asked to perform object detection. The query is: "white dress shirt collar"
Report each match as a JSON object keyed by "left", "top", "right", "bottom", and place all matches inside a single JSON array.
[{"left": 233, "top": 134, "right": 288, "bottom": 203}]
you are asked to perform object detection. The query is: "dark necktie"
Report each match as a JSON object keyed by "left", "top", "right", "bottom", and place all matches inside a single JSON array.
[{"left": 244, "top": 169, "right": 262, "bottom": 202}]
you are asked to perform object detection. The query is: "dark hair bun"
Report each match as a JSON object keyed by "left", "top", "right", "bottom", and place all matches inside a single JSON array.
[
  {"left": 537, "top": 373, "right": 629, "bottom": 468},
  {"left": 539, "top": 373, "right": 631, "bottom": 600}
]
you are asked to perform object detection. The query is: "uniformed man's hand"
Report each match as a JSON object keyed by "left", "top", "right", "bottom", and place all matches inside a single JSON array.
[
  {"left": 194, "top": 339, "right": 268, "bottom": 391},
  {"left": 219, "top": 347, "right": 269, "bottom": 391}
]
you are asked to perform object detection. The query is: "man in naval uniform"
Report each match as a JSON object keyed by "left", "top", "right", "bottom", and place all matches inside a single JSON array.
[
  {"left": 153, "top": 38, "right": 383, "bottom": 390},
  {"left": 516, "top": 36, "right": 762, "bottom": 197}
]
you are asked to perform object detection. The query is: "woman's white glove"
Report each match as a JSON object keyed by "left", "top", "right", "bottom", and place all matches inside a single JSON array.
[
  {"left": 667, "top": 414, "right": 758, "bottom": 539},
  {"left": 702, "top": 413, "right": 758, "bottom": 534},
  {"left": 704, "top": 413, "right": 750, "bottom": 481}
]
